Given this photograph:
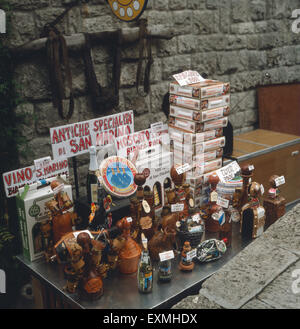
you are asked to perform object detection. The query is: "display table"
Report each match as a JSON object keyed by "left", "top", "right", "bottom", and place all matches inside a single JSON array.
[
  {"left": 16, "top": 223, "right": 250, "bottom": 309},
  {"left": 229, "top": 129, "right": 300, "bottom": 205}
]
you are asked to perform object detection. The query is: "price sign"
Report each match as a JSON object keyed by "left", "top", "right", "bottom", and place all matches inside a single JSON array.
[
  {"left": 216, "top": 196, "right": 229, "bottom": 208},
  {"left": 186, "top": 249, "right": 197, "bottom": 261},
  {"left": 275, "top": 176, "right": 285, "bottom": 187},
  {"left": 126, "top": 217, "right": 133, "bottom": 223},
  {"left": 159, "top": 250, "right": 175, "bottom": 262},
  {"left": 216, "top": 161, "right": 241, "bottom": 183},
  {"left": 176, "top": 163, "right": 191, "bottom": 175},
  {"left": 171, "top": 203, "right": 185, "bottom": 212}
]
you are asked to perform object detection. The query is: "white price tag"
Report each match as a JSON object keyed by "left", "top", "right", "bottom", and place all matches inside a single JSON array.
[
  {"left": 275, "top": 176, "right": 285, "bottom": 187},
  {"left": 176, "top": 163, "right": 191, "bottom": 175},
  {"left": 210, "top": 191, "right": 218, "bottom": 202},
  {"left": 53, "top": 183, "right": 64, "bottom": 195},
  {"left": 142, "top": 237, "right": 148, "bottom": 244},
  {"left": 256, "top": 206, "right": 265, "bottom": 219},
  {"left": 216, "top": 161, "right": 241, "bottom": 183},
  {"left": 171, "top": 203, "right": 185, "bottom": 212},
  {"left": 186, "top": 249, "right": 197, "bottom": 261},
  {"left": 248, "top": 165, "right": 255, "bottom": 171},
  {"left": 260, "top": 184, "right": 264, "bottom": 195},
  {"left": 217, "top": 196, "right": 229, "bottom": 209},
  {"left": 73, "top": 230, "right": 94, "bottom": 240},
  {"left": 192, "top": 214, "right": 200, "bottom": 222},
  {"left": 159, "top": 250, "right": 175, "bottom": 262},
  {"left": 126, "top": 217, "right": 133, "bottom": 223}
]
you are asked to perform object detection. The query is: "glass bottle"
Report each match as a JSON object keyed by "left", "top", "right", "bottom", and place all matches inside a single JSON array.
[
  {"left": 87, "top": 146, "right": 99, "bottom": 205},
  {"left": 137, "top": 234, "right": 153, "bottom": 293},
  {"left": 158, "top": 259, "right": 172, "bottom": 282}
]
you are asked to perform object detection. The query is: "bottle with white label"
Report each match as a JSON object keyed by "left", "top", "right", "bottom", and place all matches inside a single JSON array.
[
  {"left": 137, "top": 234, "right": 153, "bottom": 293},
  {"left": 87, "top": 146, "right": 99, "bottom": 205}
]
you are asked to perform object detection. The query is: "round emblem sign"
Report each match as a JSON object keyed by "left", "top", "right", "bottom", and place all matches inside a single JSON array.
[
  {"left": 29, "top": 204, "right": 40, "bottom": 217},
  {"left": 107, "top": 0, "right": 148, "bottom": 22},
  {"left": 100, "top": 156, "right": 137, "bottom": 198}
]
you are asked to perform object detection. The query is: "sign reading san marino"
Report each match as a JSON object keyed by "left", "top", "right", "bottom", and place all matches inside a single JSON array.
[{"left": 0, "top": 9, "right": 6, "bottom": 34}]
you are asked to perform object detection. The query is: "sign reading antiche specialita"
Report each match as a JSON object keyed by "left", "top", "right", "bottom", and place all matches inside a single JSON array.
[{"left": 50, "top": 111, "right": 134, "bottom": 159}]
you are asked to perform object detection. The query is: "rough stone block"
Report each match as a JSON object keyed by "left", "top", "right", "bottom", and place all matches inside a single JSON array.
[
  {"left": 172, "top": 294, "right": 223, "bottom": 309},
  {"left": 231, "top": 22, "right": 255, "bottom": 34},
  {"left": 83, "top": 15, "right": 116, "bottom": 33},
  {"left": 177, "top": 34, "right": 198, "bottom": 54},
  {"left": 225, "top": 35, "right": 248, "bottom": 50},
  {"left": 262, "top": 203, "right": 300, "bottom": 257},
  {"left": 217, "top": 51, "right": 248, "bottom": 75},
  {"left": 172, "top": 10, "right": 193, "bottom": 34},
  {"left": 229, "top": 112, "right": 245, "bottom": 129},
  {"left": 10, "top": 0, "right": 49, "bottom": 10},
  {"left": 120, "top": 62, "right": 137, "bottom": 87},
  {"left": 15, "top": 103, "right": 35, "bottom": 141},
  {"left": 134, "top": 112, "right": 167, "bottom": 131},
  {"left": 245, "top": 109, "right": 258, "bottom": 125},
  {"left": 248, "top": 50, "right": 267, "bottom": 70},
  {"left": 162, "top": 55, "right": 191, "bottom": 80},
  {"left": 156, "top": 37, "right": 178, "bottom": 58},
  {"left": 193, "top": 10, "right": 218, "bottom": 34},
  {"left": 231, "top": 0, "right": 249, "bottom": 23},
  {"left": 154, "top": 0, "right": 169, "bottom": 10},
  {"left": 122, "top": 88, "right": 151, "bottom": 115},
  {"left": 169, "top": 0, "right": 187, "bottom": 10},
  {"left": 250, "top": 0, "right": 267, "bottom": 21},
  {"left": 255, "top": 260, "right": 300, "bottom": 309},
  {"left": 206, "top": 0, "right": 219, "bottom": 10},
  {"left": 200, "top": 236, "right": 298, "bottom": 309},
  {"left": 150, "top": 81, "right": 170, "bottom": 112},
  {"left": 146, "top": 10, "right": 170, "bottom": 26},
  {"left": 191, "top": 52, "right": 218, "bottom": 77}
]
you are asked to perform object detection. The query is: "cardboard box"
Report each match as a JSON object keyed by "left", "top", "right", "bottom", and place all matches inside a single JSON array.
[
  {"left": 181, "top": 148, "right": 223, "bottom": 163},
  {"left": 16, "top": 175, "right": 73, "bottom": 262},
  {"left": 169, "top": 94, "right": 230, "bottom": 111},
  {"left": 169, "top": 126, "right": 222, "bottom": 144},
  {"left": 169, "top": 80, "right": 230, "bottom": 99},
  {"left": 169, "top": 105, "right": 230, "bottom": 122},
  {"left": 169, "top": 116, "right": 228, "bottom": 133},
  {"left": 203, "top": 136, "right": 226, "bottom": 152}
]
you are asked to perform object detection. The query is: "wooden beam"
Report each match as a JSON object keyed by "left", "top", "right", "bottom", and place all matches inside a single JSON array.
[{"left": 11, "top": 26, "right": 178, "bottom": 58}]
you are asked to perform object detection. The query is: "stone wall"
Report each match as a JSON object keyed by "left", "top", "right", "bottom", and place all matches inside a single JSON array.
[{"left": 9, "top": 0, "right": 300, "bottom": 195}]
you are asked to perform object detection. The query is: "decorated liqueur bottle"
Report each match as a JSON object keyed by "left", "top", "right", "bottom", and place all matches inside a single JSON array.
[
  {"left": 87, "top": 146, "right": 99, "bottom": 205},
  {"left": 137, "top": 234, "right": 153, "bottom": 293}
]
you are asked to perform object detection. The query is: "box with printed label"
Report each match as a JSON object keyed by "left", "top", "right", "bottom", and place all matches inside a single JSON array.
[
  {"left": 203, "top": 136, "right": 226, "bottom": 152},
  {"left": 182, "top": 148, "right": 223, "bottom": 163},
  {"left": 169, "top": 94, "right": 230, "bottom": 111},
  {"left": 169, "top": 80, "right": 230, "bottom": 99},
  {"left": 169, "top": 116, "right": 228, "bottom": 133},
  {"left": 16, "top": 176, "right": 73, "bottom": 262},
  {"left": 169, "top": 126, "right": 222, "bottom": 144},
  {"left": 191, "top": 158, "right": 223, "bottom": 176},
  {"left": 169, "top": 105, "right": 230, "bottom": 122}
]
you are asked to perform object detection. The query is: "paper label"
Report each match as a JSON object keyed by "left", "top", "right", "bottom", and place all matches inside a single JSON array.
[
  {"left": 210, "top": 191, "right": 218, "bottom": 202},
  {"left": 192, "top": 214, "right": 200, "bottom": 222},
  {"left": 256, "top": 207, "right": 265, "bottom": 219},
  {"left": 176, "top": 163, "right": 191, "bottom": 175},
  {"left": 186, "top": 249, "right": 197, "bottom": 261},
  {"left": 217, "top": 196, "right": 229, "bottom": 208},
  {"left": 249, "top": 165, "right": 255, "bottom": 171},
  {"left": 275, "top": 176, "right": 285, "bottom": 187},
  {"left": 126, "top": 217, "right": 133, "bottom": 223},
  {"left": 171, "top": 203, "right": 185, "bottom": 212},
  {"left": 159, "top": 250, "right": 175, "bottom": 262},
  {"left": 216, "top": 161, "right": 241, "bottom": 183},
  {"left": 173, "top": 70, "right": 205, "bottom": 86}
]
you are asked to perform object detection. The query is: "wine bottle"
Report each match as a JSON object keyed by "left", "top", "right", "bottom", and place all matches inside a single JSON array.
[
  {"left": 137, "top": 234, "right": 153, "bottom": 293},
  {"left": 87, "top": 146, "right": 99, "bottom": 205}
]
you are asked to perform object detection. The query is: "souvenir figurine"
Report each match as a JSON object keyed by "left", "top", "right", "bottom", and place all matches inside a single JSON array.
[
  {"left": 134, "top": 172, "right": 147, "bottom": 200},
  {"left": 263, "top": 175, "right": 286, "bottom": 228},
  {"left": 116, "top": 217, "right": 142, "bottom": 274},
  {"left": 148, "top": 227, "right": 176, "bottom": 262},
  {"left": 137, "top": 233, "right": 153, "bottom": 293},
  {"left": 205, "top": 174, "right": 221, "bottom": 233},
  {"left": 218, "top": 208, "right": 232, "bottom": 247},
  {"left": 240, "top": 182, "right": 266, "bottom": 240},
  {"left": 196, "top": 238, "right": 227, "bottom": 263},
  {"left": 179, "top": 241, "right": 195, "bottom": 271},
  {"left": 235, "top": 164, "right": 254, "bottom": 212}
]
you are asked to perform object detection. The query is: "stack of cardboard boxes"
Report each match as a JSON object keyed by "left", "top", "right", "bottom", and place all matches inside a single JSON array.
[{"left": 168, "top": 79, "right": 230, "bottom": 207}]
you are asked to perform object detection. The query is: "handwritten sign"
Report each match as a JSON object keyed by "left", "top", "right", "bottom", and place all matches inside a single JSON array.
[
  {"left": 275, "top": 176, "right": 285, "bottom": 187},
  {"left": 173, "top": 71, "right": 205, "bottom": 86},
  {"left": 159, "top": 250, "right": 175, "bottom": 262},
  {"left": 2, "top": 158, "right": 69, "bottom": 198},
  {"left": 50, "top": 111, "right": 134, "bottom": 159},
  {"left": 216, "top": 161, "right": 240, "bottom": 183}
]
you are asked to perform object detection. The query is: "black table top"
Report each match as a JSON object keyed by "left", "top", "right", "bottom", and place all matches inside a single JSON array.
[{"left": 16, "top": 222, "right": 250, "bottom": 309}]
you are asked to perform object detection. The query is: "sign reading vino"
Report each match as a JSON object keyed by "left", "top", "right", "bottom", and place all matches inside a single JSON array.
[
  {"left": 2, "top": 158, "right": 69, "bottom": 198},
  {"left": 50, "top": 111, "right": 134, "bottom": 159}
]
